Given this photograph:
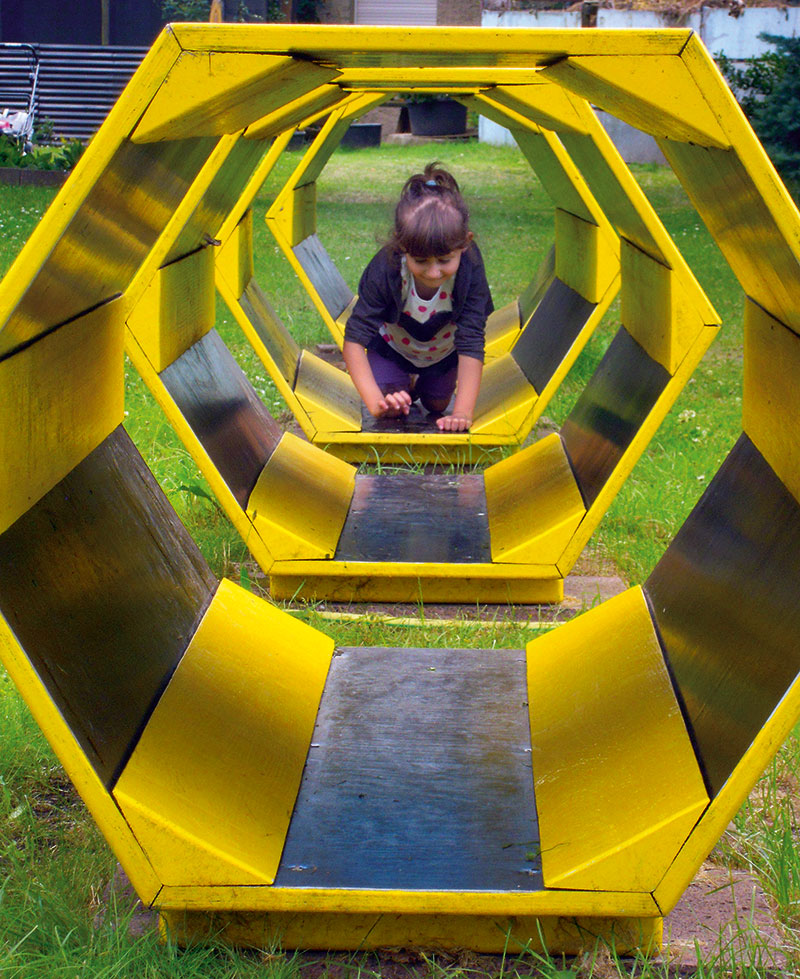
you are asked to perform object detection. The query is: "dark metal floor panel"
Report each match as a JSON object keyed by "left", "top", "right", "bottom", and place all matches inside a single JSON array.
[
  {"left": 0, "top": 427, "right": 217, "bottom": 787},
  {"left": 561, "top": 327, "right": 670, "bottom": 508},
  {"left": 275, "top": 646, "right": 541, "bottom": 892},
  {"left": 360, "top": 398, "right": 454, "bottom": 434},
  {"left": 645, "top": 433, "right": 800, "bottom": 799},
  {"left": 511, "top": 277, "right": 596, "bottom": 393},
  {"left": 161, "top": 329, "right": 283, "bottom": 509},
  {"left": 335, "top": 473, "right": 492, "bottom": 563}
]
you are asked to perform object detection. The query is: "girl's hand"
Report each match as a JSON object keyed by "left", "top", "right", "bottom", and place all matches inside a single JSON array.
[
  {"left": 371, "top": 389, "right": 412, "bottom": 417},
  {"left": 436, "top": 413, "right": 472, "bottom": 432}
]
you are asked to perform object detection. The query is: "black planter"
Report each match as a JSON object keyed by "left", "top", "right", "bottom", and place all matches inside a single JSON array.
[{"left": 407, "top": 99, "right": 468, "bottom": 137}]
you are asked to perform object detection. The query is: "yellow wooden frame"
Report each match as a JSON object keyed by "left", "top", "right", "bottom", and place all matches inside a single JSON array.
[{"left": 2, "top": 24, "right": 800, "bottom": 955}]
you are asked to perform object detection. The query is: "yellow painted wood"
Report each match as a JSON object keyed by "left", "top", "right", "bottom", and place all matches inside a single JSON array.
[
  {"left": 0, "top": 301, "right": 123, "bottom": 535},
  {"left": 294, "top": 350, "right": 362, "bottom": 433},
  {"left": 555, "top": 207, "right": 618, "bottom": 304},
  {"left": 557, "top": 323, "right": 719, "bottom": 573},
  {"left": 620, "top": 238, "right": 710, "bottom": 374},
  {"left": 0, "top": 615, "right": 162, "bottom": 905},
  {"left": 217, "top": 130, "right": 291, "bottom": 248},
  {"left": 123, "top": 133, "right": 240, "bottom": 312},
  {"left": 0, "top": 31, "right": 181, "bottom": 353},
  {"left": 743, "top": 299, "right": 800, "bottom": 506},
  {"left": 269, "top": 564, "right": 564, "bottom": 604},
  {"left": 335, "top": 67, "right": 536, "bottom": 89},
  {"left": 170, "top": 23, "right": 693, "bottom": 61},
  {"left": 654, "top": 657, "right": 800, "bottom": 914},
  {"left": 488, "top": 81, "right": 590, "bottom": 136},
  {"left": 485, "top": 433, "right": 585, "bottom": 564},
  {"left": 247, "top": 433, "right": 355, "bottom": 561},
  {"left": 156, "top": 882, "right": 660, "bottom": 916},
  {"left": 114, "top": 578, "right": 333, "bottom": 887},
  {"left": 244, "top": 84, "right": 348, "bottom": 141},
  {"left": 469, "top": 355, "right": 538, "bottom": 437},
  {"left": 513, "top": 128, "right": 595, "bottom": 225},
  {"left": 274, "top": 181, "right": 317, "bottom": 248},
  {"left": 127, "top": 246, "right": 216, "bottom": 373},
  {"left": 332, "top": 295, "right": 358, "bottom": 348},
  {"left": 162, "top": 907, "right": 661, "bottom": 955},
  {"left": 285, "top": 92, "right": 381, "bottom": 190},
  {"left": 132, "top": 52, "right": 339, "bottom": 142},
  {"left": 483, "top": 299, "right": 521, "bottom": 360},
  {"left": 217, "top": 209, "right": 254, "bottom": 301},
  {"left": 527, "top": 586, "right": 708, "bottom": 892},
  {"left": 542, "top": 54, "right": 729, "bottom": 150}
]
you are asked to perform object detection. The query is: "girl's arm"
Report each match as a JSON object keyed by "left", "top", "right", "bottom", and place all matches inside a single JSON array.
[
  {"left": 343, "top": 341, "right": 411, "bottom": 417},
  {"left": 437, "top": 354, "right": 482, "bottom": 432}
]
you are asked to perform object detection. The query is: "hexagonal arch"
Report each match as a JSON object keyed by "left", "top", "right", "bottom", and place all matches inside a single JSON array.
[
  {"left": 3, "top": 23, "right": 800, "bottom": 958},
  {"left": 115, "top": 25, "right": 725, "bottom": 602},
  {"left": 4, "top": 23, "right": 787, "bottom": 606}
]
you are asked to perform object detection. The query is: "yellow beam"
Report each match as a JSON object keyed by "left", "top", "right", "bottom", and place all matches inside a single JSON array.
[{"left": 114, "top": 579, "right": 333, "bottom": 887}]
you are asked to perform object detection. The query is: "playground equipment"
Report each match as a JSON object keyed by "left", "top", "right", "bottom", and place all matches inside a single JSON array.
[
  {"left": 1, "top": 25, "right": 800, "bottom": 952},
  {"left": 109, "top": 25, "right": 727, "bottom": 602},
  {"left": 229, "top": 88, "right": 622, "bottom": 462}
]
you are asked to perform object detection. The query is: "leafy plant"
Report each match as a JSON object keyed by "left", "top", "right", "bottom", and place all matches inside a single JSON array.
[
  {"left": 0, "top": 133, "right": 84, "bottom": 171},
  {"left": 718, "top": 34, "right": 800, "bottom": 185},
  {"left": 160, "top": 0, "right": 276, "bottom": 21}
]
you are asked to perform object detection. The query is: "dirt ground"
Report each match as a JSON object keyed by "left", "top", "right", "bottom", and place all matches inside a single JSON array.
[{"left": 105, "top": 855, "right": 787, "bottom": 976}]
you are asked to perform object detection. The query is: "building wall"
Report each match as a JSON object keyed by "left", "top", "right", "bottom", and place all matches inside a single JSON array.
[
  {"left": 438, "top": 0, "right": 481, "bottom": 26},
  {"left": 321, "top": 0, "right": 480, "bottom": 25},
  {"left": 1, "top": 0, "right": 163, "bottom": 45},
  {"left": 479, "top": 5, "right": 800, "bottom": 159},
  {"left": 320, "top": 0, "right": 355, "bottom": 23}
]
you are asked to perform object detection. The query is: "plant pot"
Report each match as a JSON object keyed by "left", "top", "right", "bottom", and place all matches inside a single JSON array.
[{"left": 407, "top": 98, "right": 467, "bottom": 137}]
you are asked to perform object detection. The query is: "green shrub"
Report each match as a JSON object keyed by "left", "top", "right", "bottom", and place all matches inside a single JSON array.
[{"left": 718, "top": 34, "right": 800, "bottom": 186}]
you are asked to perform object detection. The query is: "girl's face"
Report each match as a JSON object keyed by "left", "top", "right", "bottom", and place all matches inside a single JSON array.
[{"left": 406, "top": 249, "right": 465, "bottom": 291}]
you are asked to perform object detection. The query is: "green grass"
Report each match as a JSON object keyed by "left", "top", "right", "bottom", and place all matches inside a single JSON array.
[{"left": 2, "top": 143, "right": 798, "bottom": 976}]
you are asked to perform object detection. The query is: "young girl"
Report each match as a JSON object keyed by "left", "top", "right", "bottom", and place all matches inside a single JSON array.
[{"left": 343, "top": 162, "right": 493, "bottom": 432}]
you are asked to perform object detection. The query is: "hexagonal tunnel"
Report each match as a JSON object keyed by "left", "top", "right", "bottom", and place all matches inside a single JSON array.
[
  {"left": 111, "top": 26, "right": 736, "bottom": 604},
  {"left": 2, "top": 23, "right": 800, "bottom": 957}
]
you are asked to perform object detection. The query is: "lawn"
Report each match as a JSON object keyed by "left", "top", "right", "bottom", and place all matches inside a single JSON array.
[{"left": 0, "top": 142, "right": 797, "bottom": 977}]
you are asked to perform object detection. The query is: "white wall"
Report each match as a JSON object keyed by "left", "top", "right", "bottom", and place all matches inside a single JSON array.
[{"left": 479, "top": 6, "right": 800, "bottom": 158}]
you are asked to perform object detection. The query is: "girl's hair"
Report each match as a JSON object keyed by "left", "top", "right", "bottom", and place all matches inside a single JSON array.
[{"left": 388, "top": 162, "right": 471, "bottom": 257}]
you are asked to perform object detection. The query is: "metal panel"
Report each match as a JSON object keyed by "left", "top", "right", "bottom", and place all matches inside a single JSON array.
[
  {"left": 166, "top": 135, "right": 266, "bottom": 266},
  {"left": 293, "top": 234, "right": 354, "bottom": 321},
  {"left": 561, "top": 327, "right": 670, "bottom": 508},
  {"left": 275, "top": 646, "right": 541, "bottom": 891},
  {"left": 2, "top": 135, "right": 216, "bottom": 356},
  {"left": 354, "top": 0, "right": 437, "bottom": 25},
  {"left": 0, "top": 426, "right": 217, "bottom": 787},
  {"left": 511, "top": 277, "right": 596, "bottom": 394},
  {"left": 335, "top": 473, "right": 492, "bottom": 564},
  {"left": 239, "top": 278, "right": 301, "bottom": 385},
  {"left": 160, "top": 329, "right": 283, "bottom": 509},
  {"left": 25, "top": 44, "right": 147, "bottom": 140},
  {"left": 360, "top": 400, "right": 446, "bottom": 434},
  {"left": 645, "top": 433, "right": 800, "bottom": 799}
]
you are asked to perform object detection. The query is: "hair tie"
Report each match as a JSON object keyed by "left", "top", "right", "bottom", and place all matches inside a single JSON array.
[{"left": 425, "top": 179, "right": 437, "bottom": 187}]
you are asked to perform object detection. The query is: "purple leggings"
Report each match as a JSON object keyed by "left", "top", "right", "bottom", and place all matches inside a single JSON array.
[{"left": 367, "top": 347, "right": 458, "bottom": 407}]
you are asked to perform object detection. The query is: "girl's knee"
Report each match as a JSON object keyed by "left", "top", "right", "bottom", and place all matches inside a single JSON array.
[{"left": 421, "top": 396, "right": 450, "bottom": 415}]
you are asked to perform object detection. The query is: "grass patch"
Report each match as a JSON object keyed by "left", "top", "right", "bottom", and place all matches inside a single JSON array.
[{"left": 1, "top": 144, "right": 795, "bottom": 976}]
